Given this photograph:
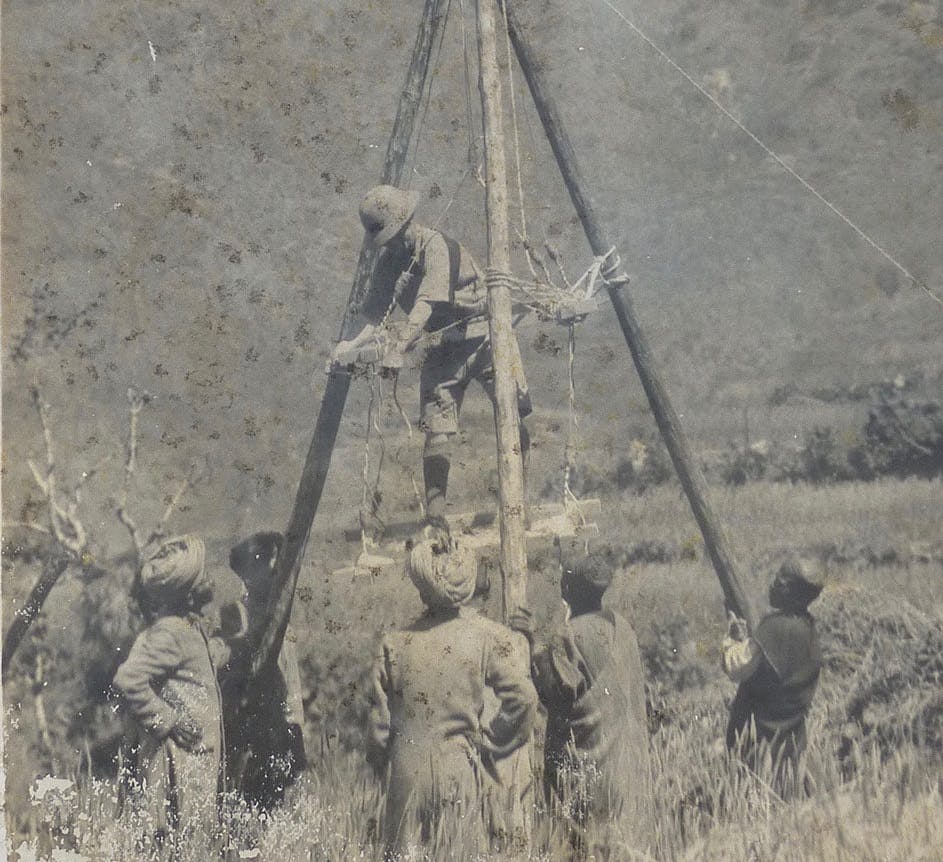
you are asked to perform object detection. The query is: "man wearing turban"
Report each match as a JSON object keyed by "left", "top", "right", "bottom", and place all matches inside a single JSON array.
[
  {"left": 367, "top": 534, "right": 537, "bottom": 858},
  {"left": 113, "top": 534, "right": 225, "bottom": 857}
]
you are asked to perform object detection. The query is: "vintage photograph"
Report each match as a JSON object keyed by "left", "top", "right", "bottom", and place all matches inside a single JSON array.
[{"left": 2, "top": 0, "right": 942, "bottom": 859}]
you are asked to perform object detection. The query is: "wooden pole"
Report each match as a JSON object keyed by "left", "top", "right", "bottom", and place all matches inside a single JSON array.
[
  {"left": 247, "top": 0, "right": 451, "bottom": 686},
  {"left": 503, "top": 0, "right": 756, "bottom": 629},
  {"left": 2, "top": 550, "right": 70, "bottom": 674},
  {"left": 476, "top": 0, "right": 529, "bottom": 621}
]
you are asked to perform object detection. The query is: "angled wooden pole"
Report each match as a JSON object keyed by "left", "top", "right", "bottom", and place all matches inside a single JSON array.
[
  {"left": 2, "top": 551, "right": 70, "bottom": 674},
  {"left": 503, "top": 0, "right": 755, "bottom": 629},
  {"left": 476, "top": 0, "right": 529, "bottom": 622},
  {"left": 247, "top": 0, "right": 451, "bottom": 687}
]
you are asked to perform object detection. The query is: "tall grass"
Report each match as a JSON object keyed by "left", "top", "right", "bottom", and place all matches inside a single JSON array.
[
  {"left": 12, "top": 719, "right": 943, "bottom": 861},
  {"left": 7, "top": 477, "right": 943, "bottom": 859}
]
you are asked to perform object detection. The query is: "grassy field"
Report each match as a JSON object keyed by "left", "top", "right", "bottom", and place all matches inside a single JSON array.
[{"left": 5, "top": 476, "right": 943, "bottom": 859}]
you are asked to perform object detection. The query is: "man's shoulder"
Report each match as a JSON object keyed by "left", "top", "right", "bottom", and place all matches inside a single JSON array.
[
  {"left": 145, "top": 614, "right": 190, "bottom": 640},
  {"left": 413, "top": 223, "right": 447, "bottom": 244},
  {"left": 458, "top": 608, "right": 495, "bottom": 632},
  {"left": 756, "top": 610, "right": 814, "bottom": 644}
]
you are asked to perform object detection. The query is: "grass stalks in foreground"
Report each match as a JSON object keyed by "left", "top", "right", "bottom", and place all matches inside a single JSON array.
[{"left": 12, "top": 729, "right": 943, "bottom": 861}]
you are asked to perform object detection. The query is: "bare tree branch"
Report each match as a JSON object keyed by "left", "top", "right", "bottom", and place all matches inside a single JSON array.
[
  {"left": 1, "top": 521, "right": 52, "bottom": 537},
  {"left": 4, "top": 388, "right": 91, "bottom": 671},
  {"left": 146, "top": 458, "right": 203, "bottom": 548},
  {"left": 26, "top": 389, "right": 88, "bottom": 556},
  {"left": 117, "top": 388, "right": 148, "bottom": 559}
]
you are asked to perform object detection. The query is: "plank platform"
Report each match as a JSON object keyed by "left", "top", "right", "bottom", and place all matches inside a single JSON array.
[{"left": 333, "top": 498, "right": 600, "bottom": 576}]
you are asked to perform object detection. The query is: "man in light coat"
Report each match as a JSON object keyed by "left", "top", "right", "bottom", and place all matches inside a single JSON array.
[
  {"left": 512, "top": 547, "right": 652, "bottom": 860},
  {"left": 367, "top": 534, "right": 537, "bottom": 858},
  {"left": 113, "top": 534, "right": 224, "bottom": 858}
]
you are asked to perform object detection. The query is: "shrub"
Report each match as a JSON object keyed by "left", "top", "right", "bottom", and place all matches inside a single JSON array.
[
  {"left": 854, "top": 394, "right": 943, "bottom": 479},
  {"left": 800, "top": 426, "right": 855, "bottom": 483}
]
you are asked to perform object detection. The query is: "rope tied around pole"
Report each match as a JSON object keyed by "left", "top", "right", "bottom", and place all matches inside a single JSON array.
[
  {"left": 485, "top": 266, "right": 517, "bottom": 293},
  {"left": 571, "top": 246, "right": 630, "bottom": 298}
]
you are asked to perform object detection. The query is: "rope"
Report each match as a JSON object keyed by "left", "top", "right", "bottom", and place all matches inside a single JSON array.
[
  {"left": 501, "top": 0, "right": 540, "bottom": 282},
  {"left": 405, "top": 0, "right": 453, "bottom": 189},
  {"left": 562, "top": 322, "right": 590, "bottom": 534},
  {"left": 570, "top": 246, "right": 629, "bottom": 298},
  {"left": 359, "top": 370, "right": 387, "bottom": 554},
  {"left": 458, "top": 0, "right": 479, "bottom": 172},
  {"left": 391, "top": 374, "right": 414, "bottom": 439},
  {"left": 596, "top": 0, "right": 942, "bottom": 308}
]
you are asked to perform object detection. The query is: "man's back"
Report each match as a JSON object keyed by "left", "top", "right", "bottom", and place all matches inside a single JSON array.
[
  {"left": 369, "top": 606, "right": 535, "bottom": 851},
  {"left": 534, "top": 608, "right": 651, "bottom": 844},
  {"left": 372, "top": 607, "right": 533, "bottom": 767},
  {"left": 731, "top": 610, "right": 822, "bottom": 735}
]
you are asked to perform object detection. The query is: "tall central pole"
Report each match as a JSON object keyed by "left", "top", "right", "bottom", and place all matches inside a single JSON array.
[{"left": 476, "top": 0, "right": 528, "bottom": 620}]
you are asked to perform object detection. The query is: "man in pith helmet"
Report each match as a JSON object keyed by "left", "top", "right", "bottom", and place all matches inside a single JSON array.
[
  {"left": 722, "top": 556, "right": 825, "bottom": 798},
  {"left": 331, "top": 185, "right": 532, "bottom": 530}
]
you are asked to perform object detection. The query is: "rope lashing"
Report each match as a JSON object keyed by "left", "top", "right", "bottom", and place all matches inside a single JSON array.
[
  {"left": 485, "top": 266, "right": 517, "bottom": 294},
  {"left": 485, "top": 266, "right": 600, "bottom": 323},
  {"left": 570, "top": 246, "right": 630, "bottom": 298}
]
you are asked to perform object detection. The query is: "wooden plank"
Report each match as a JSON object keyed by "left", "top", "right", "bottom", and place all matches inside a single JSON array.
[
  {"left": 476, "top": 0, "right": 529, "bottom": 623},
  {"left": 333, "top": 500, "right": 600, "bottom": 577},
  {"left": 341, "top": 499, "right": 601, "bottom": 544},
  {"left": 246, "top": 0, "right": 452, "bottom": 689},
  {"left": 504, "top": 0, "right": 756, "bottom": 629}
]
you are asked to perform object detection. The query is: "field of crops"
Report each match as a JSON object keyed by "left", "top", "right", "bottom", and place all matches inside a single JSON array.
[{"left": 6, "top": 477, "right": 942, "bottom": 860}]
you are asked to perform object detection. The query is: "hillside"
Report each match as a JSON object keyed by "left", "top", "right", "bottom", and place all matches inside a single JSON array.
[{"left": 3, "top": 0, "right": 942, "bottom": 575}]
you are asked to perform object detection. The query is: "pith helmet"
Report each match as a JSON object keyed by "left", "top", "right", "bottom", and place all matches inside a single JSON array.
[{"left": 360, "top": 185, "right": 419, "bottom": 247}]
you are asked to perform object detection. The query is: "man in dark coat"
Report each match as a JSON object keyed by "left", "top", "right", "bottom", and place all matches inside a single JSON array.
[
  {"left": 219, "top": 531, "right": 307, "bottom": 811},
  {"left": 722, "top": 556, "right": 825, "bottom": 798},
  {"left": 331, "top": 185, "right": 532, "bottom": 528},
  {"left": 512, "top": 548, "right": 652, "bottom": 860}
]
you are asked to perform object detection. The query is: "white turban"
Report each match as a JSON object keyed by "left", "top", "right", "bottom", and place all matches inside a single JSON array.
[
  {"left": 139, "top": 534, "right": 208, "bottom": 604},
  {"left": 406, "top": 538, "right": 477, "bottom": 611}
]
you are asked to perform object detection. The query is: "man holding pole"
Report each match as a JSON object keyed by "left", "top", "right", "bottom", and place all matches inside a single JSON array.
[{"left": 330, "top": 185, "right": 533, "bottom": 530}]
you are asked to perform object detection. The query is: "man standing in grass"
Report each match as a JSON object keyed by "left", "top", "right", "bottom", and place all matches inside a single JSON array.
[
  {"left": 367, "top": 534, "right": 537, "bottom": 858},
  {"left": 722, "top": 556, "right": 825, "bottom": 798},
  {"left": 220, "top": 531, "right": 307, "bottom": 812},
  {"left": 511, "top": 547, "right": 652, "bottom": 860},
  {"left": 113, "top": 534, "right": 224, "bottom": 858}
]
